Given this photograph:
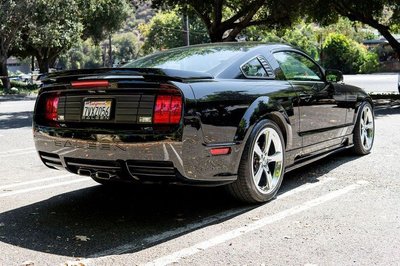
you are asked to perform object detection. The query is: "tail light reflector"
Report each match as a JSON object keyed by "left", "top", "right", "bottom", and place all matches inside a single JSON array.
[
  {"left": 154, "top": 95, "right": 182, "bottom": 124},
  {"left": 45, "top": 95, "right": 59, "bottom": 121},
  {"left": 210, "top": 147, "right": 231, "bottom": 156}
]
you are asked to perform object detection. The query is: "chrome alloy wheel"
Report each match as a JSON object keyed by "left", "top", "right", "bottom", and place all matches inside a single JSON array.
[
  {"left": 360, "top": 105, "right": 374, "bottom": 150},
  {"left": 251, "top": 127, "right": 284, "bottom": 194}
]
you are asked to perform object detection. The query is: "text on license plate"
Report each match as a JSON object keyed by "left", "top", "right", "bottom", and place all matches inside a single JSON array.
[{"left": 82, "top": 100, "right": 112, "bottom": 120}]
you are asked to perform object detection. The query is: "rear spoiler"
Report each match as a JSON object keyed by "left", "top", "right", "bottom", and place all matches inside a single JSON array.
[{"left": 40, "top": 68, "right": 214, "bottom": 84}]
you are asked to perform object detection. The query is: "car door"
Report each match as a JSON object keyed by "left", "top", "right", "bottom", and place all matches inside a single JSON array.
[{"left": 273, "top": 51, "right": 348, "bottom": 155}]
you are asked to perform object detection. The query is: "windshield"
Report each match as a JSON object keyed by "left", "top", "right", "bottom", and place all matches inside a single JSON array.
[{"left": 123, "top": 44, "right": 256, "bottom": 73}]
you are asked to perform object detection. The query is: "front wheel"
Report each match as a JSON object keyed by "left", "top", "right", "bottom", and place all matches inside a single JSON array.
[
  {"left": 227, "top": 120, "right": 285, "bottom": 203},
  {"left": 352, "top": 102, "right": 375, "bottom": 155}
]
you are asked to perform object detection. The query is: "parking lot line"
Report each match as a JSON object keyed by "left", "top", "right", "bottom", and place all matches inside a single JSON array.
[
  {"left": 277, "top": 177, "right": 336, "bottom": 200},
  {"left": 0, "top": 174, "right": 75, "bottom": 190},
  {"left": 0, "top": 177, "right": 92, "bottom": 198},
  {"left": 86, "top": 177, "right": 335, "bottom": 259},
  {"left": 146, "top": 182, "right": 366, "bottom": 266},
  {"left": 169, "top": 144, "right": 183, "bottom": 166}
]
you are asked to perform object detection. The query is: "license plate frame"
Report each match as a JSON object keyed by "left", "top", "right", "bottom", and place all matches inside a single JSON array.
[{"left": 82, "top": 99, "right": 113, "bottom": 120}]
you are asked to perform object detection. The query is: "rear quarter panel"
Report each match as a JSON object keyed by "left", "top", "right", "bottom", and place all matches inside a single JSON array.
[{"left": 188, "top": 79, "right": 299, "bottom": 152}]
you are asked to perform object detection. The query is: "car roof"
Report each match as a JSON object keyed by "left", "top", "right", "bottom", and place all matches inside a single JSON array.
[{"left": 164, "top": 42, "right": 293, "bottom": 53}]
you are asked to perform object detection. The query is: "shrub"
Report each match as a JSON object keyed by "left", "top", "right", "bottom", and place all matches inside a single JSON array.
[{"left": 322, "top": 33, "right": 379, "bottom": 74}]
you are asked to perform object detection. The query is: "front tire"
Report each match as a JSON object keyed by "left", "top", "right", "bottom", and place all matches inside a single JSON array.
[
  {"left": 352, "top": 102, "right": 375, "bottom": 155},
  {"left": 227, "top": 120, "right": 285, "bottom": 203}
]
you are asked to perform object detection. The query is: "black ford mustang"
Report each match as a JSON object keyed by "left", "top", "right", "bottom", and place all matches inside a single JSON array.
[{"left": 33, "top": 43, "right": 375, "bottom": 203}]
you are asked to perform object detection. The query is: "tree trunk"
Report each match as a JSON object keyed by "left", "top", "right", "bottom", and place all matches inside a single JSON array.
[
  {"left": 37, "top": 57, "right": 50, "bottom": 74},
  {"left": 376, "top": 25, "right": 400, "bottom": 60},
  {"left": 208, "top": 27, "right": 225, "bottom": 42},
  {"left": 0, "top": 55, "right": 10, "bottom": 93}
]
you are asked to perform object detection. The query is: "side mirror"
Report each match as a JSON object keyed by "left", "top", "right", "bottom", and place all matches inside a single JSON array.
[{"left": 325, "top": 69, "right": 343, "bottom": 83}]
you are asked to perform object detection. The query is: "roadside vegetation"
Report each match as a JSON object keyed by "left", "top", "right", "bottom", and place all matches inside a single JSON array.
[{"left": 1, "top": 0, "right": 399, "bottom": 94}]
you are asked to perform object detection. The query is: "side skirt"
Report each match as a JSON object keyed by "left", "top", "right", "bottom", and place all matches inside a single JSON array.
[{"left": 285, "top": 144, "right": 354, "bottom": 173}]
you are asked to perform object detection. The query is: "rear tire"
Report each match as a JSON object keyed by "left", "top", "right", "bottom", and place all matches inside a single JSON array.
[
  {"left": 227, "top": 120, "right": 285, "bottom": 203},
  {"left": 352, "top": 102, "right": 374, "bottom": 155}
]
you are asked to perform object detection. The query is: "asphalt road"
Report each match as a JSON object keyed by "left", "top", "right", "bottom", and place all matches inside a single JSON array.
[{"left": 0, "top": 97, "right": 399, "bottom": 266}]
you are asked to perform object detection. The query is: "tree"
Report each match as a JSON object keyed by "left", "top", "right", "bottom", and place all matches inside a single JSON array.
[
  {"left": 79, "top": 0, "right": 132, "bottom": 43},
  {"left": 57, "top": 39, "right": 103, "bottom": 70},
  {"left": 139, "top": 10, "right": 209, "bottom": 53},
  {"left": 13, "top": 0, "right": 132, "bottom": 74},
  {"left": 302, "top": 0, "right": 400, "bottom": 59},
  {"left": 112, "top": 32, "right": 142, "bottom": 64},
  {"left": 149, "top": 0, "right": 302, "bottom": 42},
  {"left": 0, "top": 0, "right": 33, "bottom": 93},
  {"left": 15, "top": 0, "right": 82, "bottom": 73},
  {"left": 322, "top": 33, "right": 379, "bottom": 74}
]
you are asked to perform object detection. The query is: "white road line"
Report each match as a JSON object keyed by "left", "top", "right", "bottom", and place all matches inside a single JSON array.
[
  {"left": 277, "top": 177, "right": 336, "bottom": 200},
  {"left": 0, "top": 177, "right": 92, "bottom": 198},
  {"left": 162, "top": 144, "right": 169, "bottom": 161},
  {"left": 147, "top": 182, "right": 366, "bottom": 266},
  {"left": 0, "top": 174, "right": 75, "bottom": 190},
  {"left": 169, "top": 144, "right": 183, "bottom": 166},
  {"left": 86, "top": 177, "right": 334, "bottom": 259},
  {"left": 0, "top": 147, "right": 35, "bottom": 155}
]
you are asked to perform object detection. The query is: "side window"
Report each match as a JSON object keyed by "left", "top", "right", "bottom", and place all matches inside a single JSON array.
[
  {"left": 241, "top": 58, "right": 268, "bottom": 78},
  {"left": 273, "top": 52, "right": 323, "bottom": 81}
]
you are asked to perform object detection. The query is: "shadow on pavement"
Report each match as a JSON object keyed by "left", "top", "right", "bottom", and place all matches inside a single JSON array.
[
  {"left": 375, "top": 105, "right": 400, "bottom": 118},
  {"left": 0, "top": 111, "right": 33, "bottom": 129},
  {"left": 0, "top": 150, "right": 360, "bottom": 258}
]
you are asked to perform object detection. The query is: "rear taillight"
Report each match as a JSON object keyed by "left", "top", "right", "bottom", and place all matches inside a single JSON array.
[
  {"left": 153, "top": 95, "right": 182, "bottom": 124},
  {"left": 45, "top": 95, "right": 59, "bottom": 121}
]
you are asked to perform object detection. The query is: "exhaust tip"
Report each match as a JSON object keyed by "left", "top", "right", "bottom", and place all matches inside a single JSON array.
[
  {"left": 77, "top": 168, "right": 92, "bottom": 176},
  {"left": 95, "top": 171, "right": 113, "bottom": 180}
]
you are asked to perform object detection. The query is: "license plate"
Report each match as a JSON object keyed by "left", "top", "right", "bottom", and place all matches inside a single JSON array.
[{"left": 82, "top": 100, "right": 112, "bottom": 120}]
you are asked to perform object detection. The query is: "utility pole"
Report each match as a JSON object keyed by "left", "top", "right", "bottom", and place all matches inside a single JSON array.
[
  {"left": 109, "top": 35, "right": 112, "bottom": 67},
  {"left": 183, "top": 15, "right": 190, "bottom": 46}
]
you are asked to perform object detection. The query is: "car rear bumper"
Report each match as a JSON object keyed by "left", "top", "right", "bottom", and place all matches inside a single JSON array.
[{"left": 33, "top": 125, "right": 241, "bottom": 185}]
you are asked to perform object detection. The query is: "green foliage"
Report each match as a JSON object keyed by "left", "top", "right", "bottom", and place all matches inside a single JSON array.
[
  {"left": 255, "top": 23, "right": 319, "bottom": 60},
  {"left": 139, "top": 10, "right": 209, "bottom": 54},
  {"left": 319, "top": 18, "right": 377, "bottom": 43},
  {"left": 15, "top": 0, "right": 83, "bottom": 73},
  {"left": 79, "top": 0, "right": 133, "bottom": 43},
  {"left": 8, "top": 0, "right": 131, "bottom": 73},
  {"left": 58, "top": 33, "right": 142, "bottom": 69},
  {"left": 57, "top": 39, "right": 103, "bottom": 70},
  {"left": 301, "top": 0, "right": 400, "bottom": 57},
  {"left": 112, "top": 33, "right": 142, "bottom": 64},
  {"left": 322, "top": 33, "right": 379, "bottom": 74},
  {"left": 0, "top": 0, "right": 33, "bottom": 49},
  {"left": 148, "top": 0, "right": 302, "bottom": 42}
]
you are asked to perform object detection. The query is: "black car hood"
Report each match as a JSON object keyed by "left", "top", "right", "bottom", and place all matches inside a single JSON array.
[{"left": 40, "top": 68, "right": 214, "bottom": 84}]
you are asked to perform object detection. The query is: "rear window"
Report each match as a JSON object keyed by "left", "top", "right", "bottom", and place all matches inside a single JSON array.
[{"left": 123, "top": 44, "right": 255, "bottom": 73}]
